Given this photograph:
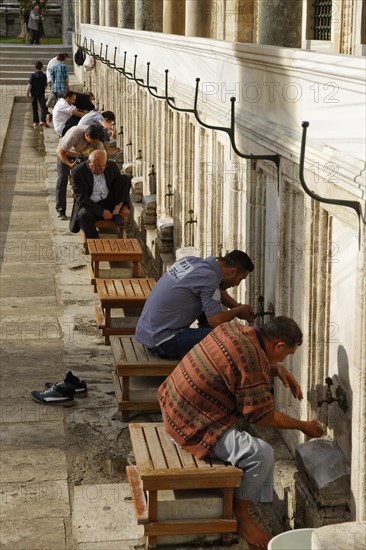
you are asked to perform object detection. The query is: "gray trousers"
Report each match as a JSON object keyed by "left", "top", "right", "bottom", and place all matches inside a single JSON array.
[
  {"left": 213, "top": 428, "right": 274, "bottom": 502},
  {"left": 56, "top": 159, "right": 70, "bottom": 213}
]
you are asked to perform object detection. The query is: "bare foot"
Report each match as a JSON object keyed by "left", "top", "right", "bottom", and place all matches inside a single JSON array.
[{"left": 234, "top": 499, "right": 270, "bottom": 548}]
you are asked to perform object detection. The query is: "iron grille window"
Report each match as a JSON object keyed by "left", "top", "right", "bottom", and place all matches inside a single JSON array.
[{"left": 312, "top": 0, "right": 332, "bottom": 40}]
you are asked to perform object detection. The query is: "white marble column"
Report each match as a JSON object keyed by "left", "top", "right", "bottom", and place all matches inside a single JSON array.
[
  {"left": 135, "top": 0, "right": 150, "bottom": 30},
  {"left": 90, "top": 0, "right": 99, "bottom": 25},
  {"left": 80, "top": 0, "right": 90, "bottom": 23},
  {"left": 185, "top": 0, "right": 207, "bottom": 37},
  {"left": 99, "top": 0, "right": 106, "bottom": 26},
  {"left": 105, "top": 0, "right": 117, "bottom": 27},
  {"left": 118, "top": 0, "right": 135, "bottom": 28},
  {"left": 163, "top": 0, "right": 185, "bottom": 34},
  {"left": 257, "top": 0, "right": 302, "bottom": 47}
]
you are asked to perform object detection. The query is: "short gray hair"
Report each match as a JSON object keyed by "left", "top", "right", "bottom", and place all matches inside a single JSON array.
[{"left": 89, "top": 149, "right": 107, "bottom": 163}]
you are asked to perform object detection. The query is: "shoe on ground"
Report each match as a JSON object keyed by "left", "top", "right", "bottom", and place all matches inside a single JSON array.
[
  {"left": 31, "top": 383, "right": 75, "bottom": 407},
  {"left": 40, "top": 121, "right": 50, "bottom": 127},
  {"left": 45, "top": 370, "right": 88, "bottom": 397},
  {"left": 33, "top": 122, "right": 39, "bottom": 128},
  {"left": 57, "top": 211, "right": 68, "bottom": 220}
]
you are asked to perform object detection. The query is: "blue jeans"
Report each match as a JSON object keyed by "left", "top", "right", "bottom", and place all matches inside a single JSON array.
[{"left": 149, "top": 327, "right": 212, "bottom": 359}]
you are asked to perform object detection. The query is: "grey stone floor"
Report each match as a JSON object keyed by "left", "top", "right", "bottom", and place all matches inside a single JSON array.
[{"left": 0, "top": 91, "right": 274, "bottom": 550}]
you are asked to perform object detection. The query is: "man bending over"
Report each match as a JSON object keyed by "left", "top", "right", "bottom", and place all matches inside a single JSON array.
[{"left": 158, "top": 316, "right": 324, "bottom": 547}]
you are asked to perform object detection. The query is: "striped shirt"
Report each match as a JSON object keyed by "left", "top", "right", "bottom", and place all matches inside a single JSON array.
[
  {"left": 51, "top": 63, "right": 68, "bottom": 93},
  {"left": 158, "top": 322, "right": 274, "bottom": 460}
]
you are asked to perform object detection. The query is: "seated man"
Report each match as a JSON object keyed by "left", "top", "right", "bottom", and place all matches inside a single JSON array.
[
  {"left": 135, "top": 251, "right": 255, "bottom": 359},
  {"left": 56, "top": 124, "right": 105, "bottom": 219},
  {"left": 52, "top": 90, "right": 85, "bottom": 137},
  {"left": 158, "top": 316, "right": 324, "bottom": 548},
  {"left": 69, "top": 149, "right": 131, "bottom": 238}
]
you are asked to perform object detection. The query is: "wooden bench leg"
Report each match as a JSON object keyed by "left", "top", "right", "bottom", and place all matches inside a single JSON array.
[
  {"left": 147, "top": 490, "right": 158, "bottom": 549},
  {"left": 104, "top": 307, "right": 111, "bottom": 345},
  {"left": 222, "top": 487, "right": 235, "bottom": 544},
  {"left": 121, "top": 376, "right": 130, "bottom": 422}
]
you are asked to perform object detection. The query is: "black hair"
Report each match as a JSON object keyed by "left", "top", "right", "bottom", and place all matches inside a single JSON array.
[
  {"left": 35, "top": 61, "right": 43, "bottom": 70},
  {"left": 261, "top": 316, "right": 303, "bottom": 347},
  {"left": 219, "top": 250, "right": 254, "bottom": 273},
  {"left": 101, "top": 111, "right": 115, "bottom": 122},
  {"left": 64, "top": 90, "right": 76, "bottom": 99},
  {"left": 85, "top": 124, "right": 106, "bottom": 142}
]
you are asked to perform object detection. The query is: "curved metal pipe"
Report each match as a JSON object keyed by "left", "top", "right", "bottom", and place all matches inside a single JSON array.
[
  {"left": 299, "top": 122, "right": 363, "bottom": 227},
  {"left": 165, "top": 70, "right": 194, "bottom": 113},
  {"left": 133, "top": 55, "right": 144, "bottom": 85}
]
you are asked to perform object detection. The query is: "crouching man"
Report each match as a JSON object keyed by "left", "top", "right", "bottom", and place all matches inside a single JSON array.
[
  {"left": 69, "top": 149, "right": 131, "bottom": 238},
  {"left": 158, "top": 316, "right": 324, "bottom": 548}
]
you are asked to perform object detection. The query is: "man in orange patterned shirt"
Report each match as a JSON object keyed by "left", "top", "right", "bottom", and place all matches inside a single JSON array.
[{"left": 158, "top": 316, "right": 324, "bottom": 548}]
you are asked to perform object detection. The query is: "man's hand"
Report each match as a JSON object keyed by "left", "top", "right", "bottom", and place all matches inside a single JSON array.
[
  {"left": 235, "top": 304, "right": 255, "bottom": 323},
  {"left": 302, "top": 419, "right": 324, "bottom": 438},
  {"left": 69, "top": 161, "right": 77, "bottom": 169},
  {"left": 102, "top": 209, "right": 113, "bottom": 220},
  {"left": 273, "top": 364, "right": 303, "bottom": 400}
]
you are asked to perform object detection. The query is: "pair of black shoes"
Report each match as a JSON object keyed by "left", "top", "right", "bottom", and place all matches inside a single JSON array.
[{"left": 31, "top": 371, "right": 87, "bottom": 407}]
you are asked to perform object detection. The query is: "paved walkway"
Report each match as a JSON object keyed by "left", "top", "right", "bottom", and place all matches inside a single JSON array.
[{"left": 0, "top": 88, "right": 270, "bottom": 550}]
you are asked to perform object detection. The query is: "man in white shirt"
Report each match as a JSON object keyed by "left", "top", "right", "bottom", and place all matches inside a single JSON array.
[
  {"left": 77, "top": 110, "right": 116, "bottom": 140},
  {"left": 52, "top": 90, "right": 85, "bottom": 136}
]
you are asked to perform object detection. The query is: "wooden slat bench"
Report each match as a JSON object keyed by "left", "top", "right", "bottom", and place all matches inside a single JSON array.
[
  {"left": 110, "top": 335, "right": 177, "bottom": 421},
  {"left": 80, "top": 219, "right": 126, "bottom": 253},
  {"left": 95, "top": 277, "right": 156, "bottom": 344},
  {"left": 127, "top": 422, "right": 243, "bottom": 548},
  {"left": 87, "top": 238, "right": 144, "bottom": 289}
]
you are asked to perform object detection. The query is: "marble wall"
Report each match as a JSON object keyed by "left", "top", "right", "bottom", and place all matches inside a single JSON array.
[{"left": 76, "top": 25, "right": 365, "bottom": 521}]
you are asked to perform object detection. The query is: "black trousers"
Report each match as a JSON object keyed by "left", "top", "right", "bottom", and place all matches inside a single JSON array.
[
  {"left": 30, "top": 29, "right": 41, "bottom": 44},
  {"left": 62, "top": 115, "right": 81, "bottom": 136},
  {"left": 31, "top": 95, "right": 47, "bottom": 123},
  {"left": 76, "top": 187, "right": 126, "bottom": 239}
]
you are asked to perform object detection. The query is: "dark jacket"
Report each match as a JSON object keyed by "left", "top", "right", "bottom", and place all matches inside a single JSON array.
[
  {"left": 69, "top": 160, "right": 131, "bottom": 233},
  {"left": 29, "top": 71, "right": 47, "bottom": 97}
]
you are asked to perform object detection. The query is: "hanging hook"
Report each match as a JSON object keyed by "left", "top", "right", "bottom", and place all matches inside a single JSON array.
[
  {"left": 300, "top": 122, "right": 364, "bottom": 244},
  {"left": 165, "top": 70, "right": 195, "bottom": 113},
  {"left": 133, "top": 55, "right": 144, "bottom": 86},
  {"left": 193, "top": 78, "right": 232, "bottom": 135},
  {"left": 116, "top": 51, "right": 133, "bottom": 79},
  {"left": 146, "top": 63, "right": 174, "bottom": 100}
]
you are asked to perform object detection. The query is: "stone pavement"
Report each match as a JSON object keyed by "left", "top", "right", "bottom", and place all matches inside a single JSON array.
[{"left": 0, "top": 87, "right": 272, "bottom": 550}]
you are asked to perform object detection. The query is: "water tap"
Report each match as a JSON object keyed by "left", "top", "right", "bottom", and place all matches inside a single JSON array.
[{"left": 318, "top": 377, "right": 348, "bottom": 412}]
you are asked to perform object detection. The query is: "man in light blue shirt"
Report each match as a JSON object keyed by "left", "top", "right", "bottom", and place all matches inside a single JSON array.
[{"left": 136, "top": 251, "right": 255, "bottom": 359}]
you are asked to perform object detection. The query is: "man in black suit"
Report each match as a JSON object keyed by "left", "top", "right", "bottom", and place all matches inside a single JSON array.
[{"left": 69, "top": 150, "right": 131, "bottom": 238}]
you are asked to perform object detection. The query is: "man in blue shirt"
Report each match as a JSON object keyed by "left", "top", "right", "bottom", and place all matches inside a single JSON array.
[
  {"left": 136, "top": 251, "right": 254, "bottom": 358},
  {"left": 51, "top": 53, "right": 69, "bottom": 101}
]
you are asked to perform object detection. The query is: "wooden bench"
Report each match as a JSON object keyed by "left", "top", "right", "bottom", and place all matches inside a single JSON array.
[
  {"left": 95, "top": 277, "right": 156, "bottom": 344},
  {"left": 80, "top": 219, "right": 126, "bottom": 253},
  {"left": 127, "top": 422, "right": 243, "bottom": 548},
  {"left": 110, "top": 335, "right": 177, "bottom": 421},
  {"left": 87, "top": 238, "right": 144, "bottom": 290}
]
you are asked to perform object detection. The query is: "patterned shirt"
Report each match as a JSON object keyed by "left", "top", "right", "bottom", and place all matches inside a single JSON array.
[
  {"left": 51, "top": 62, "right": 68, "bottom": 93},
  {"left": 158, "top": 322, "right": 274, "bottom": 460}
]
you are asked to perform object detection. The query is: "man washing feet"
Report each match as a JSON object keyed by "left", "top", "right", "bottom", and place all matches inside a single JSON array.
[
  {"left": 69, "top": 150, "right": 131, "bottom": 238},
  {"left": 158, "top": 316, "right": 324, "bottom": 547}
]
